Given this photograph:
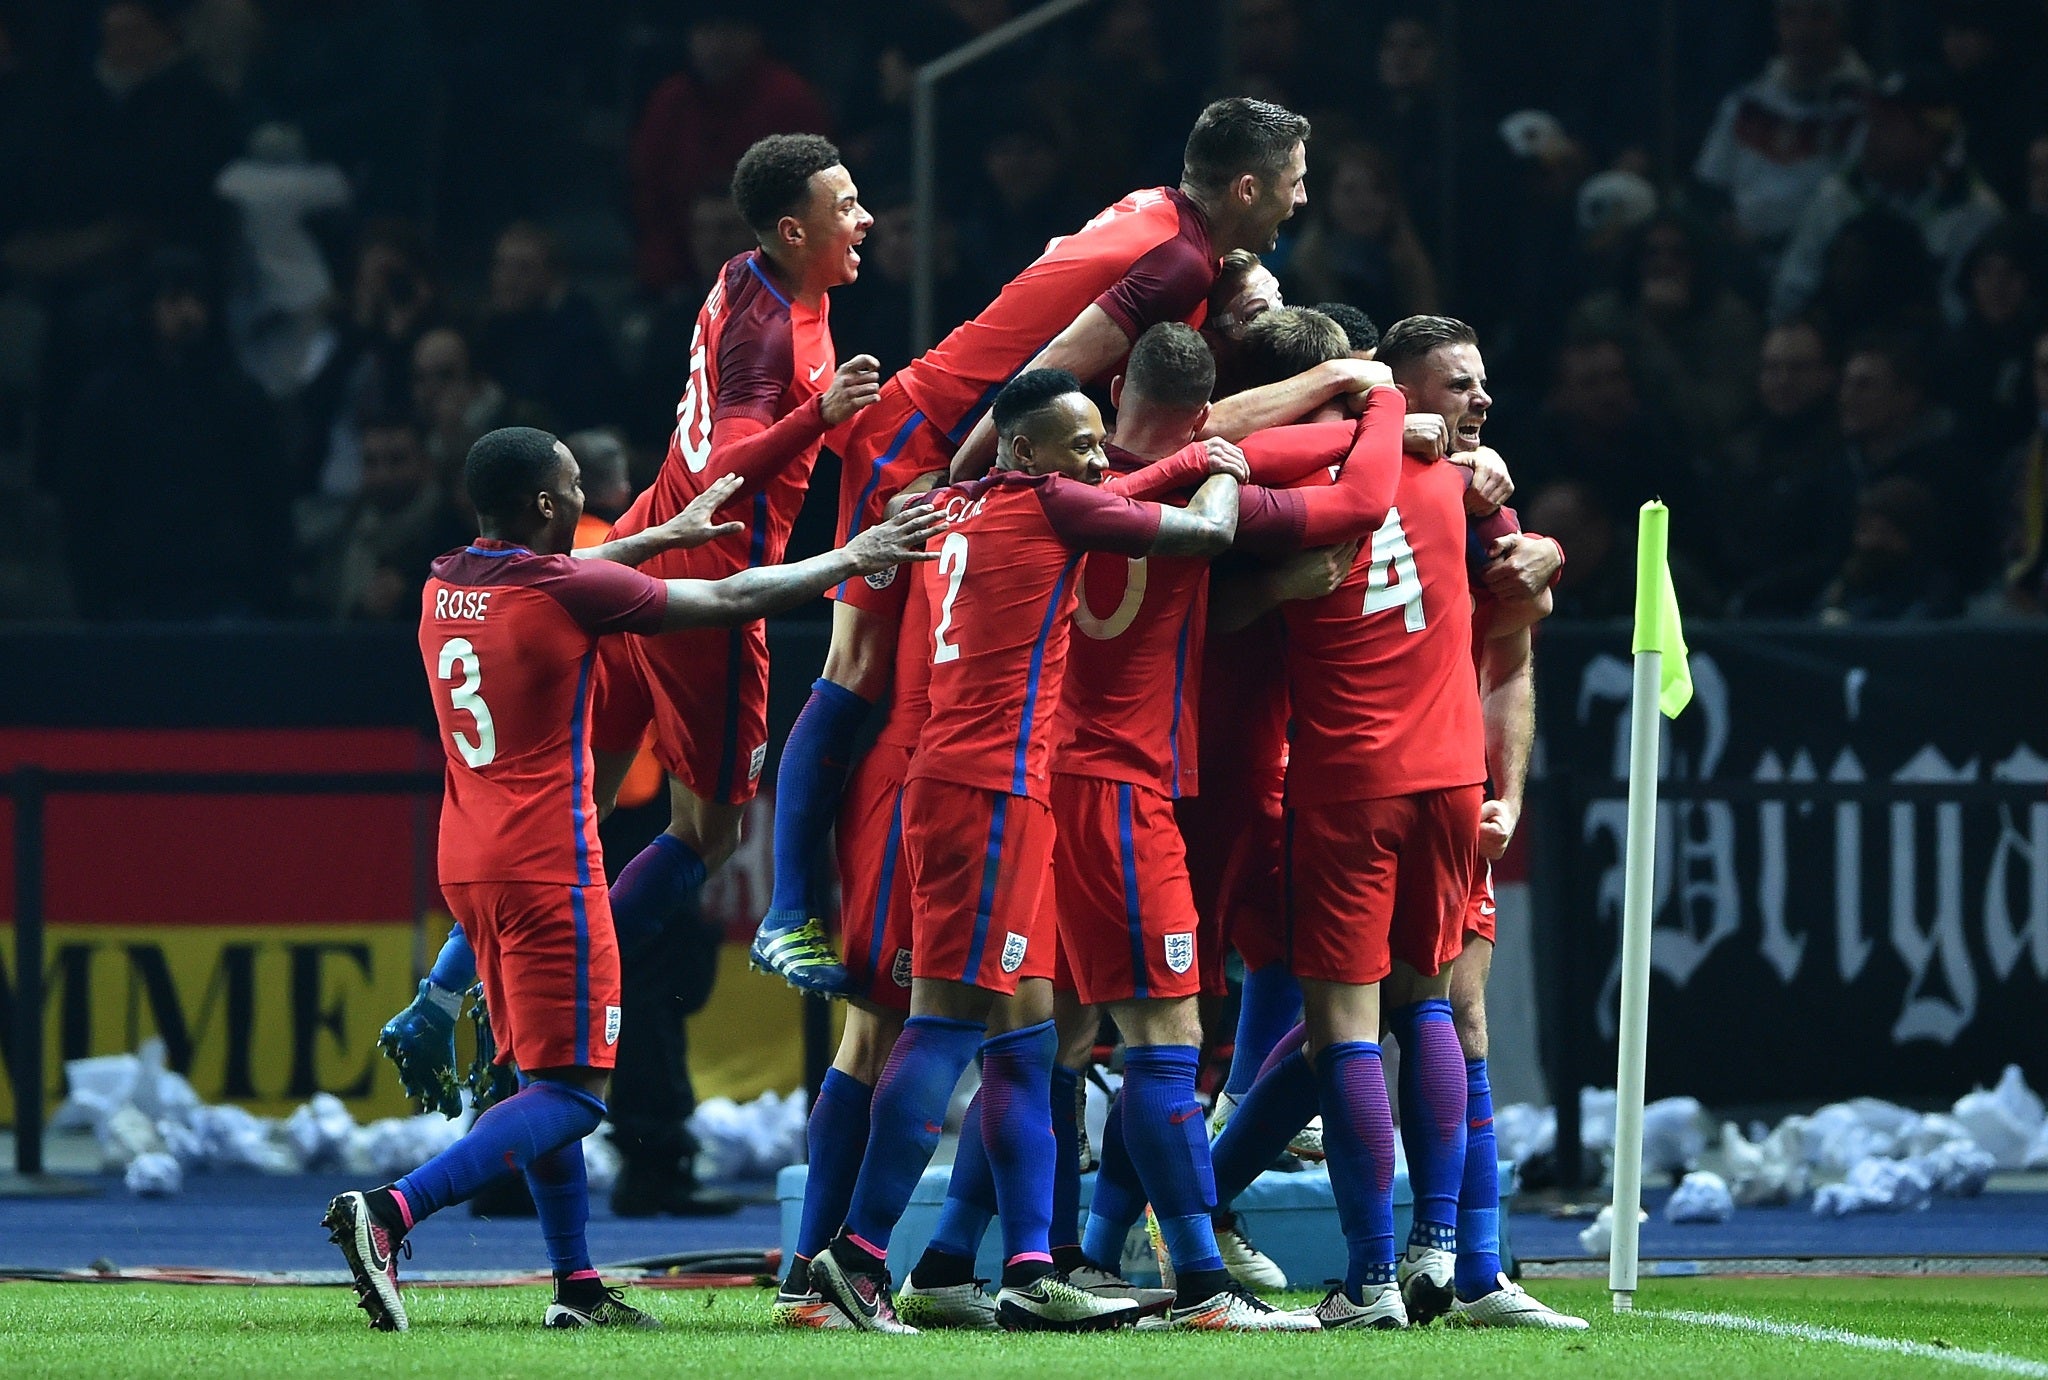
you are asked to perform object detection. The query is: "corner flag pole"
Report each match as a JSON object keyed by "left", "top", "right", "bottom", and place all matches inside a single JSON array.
[{"left": 1610, "top": 501, "right": 1689, "bottom": 1314}]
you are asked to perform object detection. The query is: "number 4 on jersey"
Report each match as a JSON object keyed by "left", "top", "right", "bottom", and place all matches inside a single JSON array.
[{"left": 1362, "top": 506, "right": 1426, "bottom": 632}]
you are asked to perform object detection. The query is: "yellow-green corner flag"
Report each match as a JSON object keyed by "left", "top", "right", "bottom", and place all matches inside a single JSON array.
[{"left": 1633, "top": 501, "right": 1692, "bottom": 717}]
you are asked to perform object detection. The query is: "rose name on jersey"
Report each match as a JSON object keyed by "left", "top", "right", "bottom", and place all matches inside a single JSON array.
[{"left": 433, "top": 588, "right": 494, "bottom": 622}]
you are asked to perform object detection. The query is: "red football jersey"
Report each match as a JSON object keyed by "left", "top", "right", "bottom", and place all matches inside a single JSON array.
[
  {"left": 1057, "top": 445, "right": 1209, "bottom": 798},
  {"left": 422, "top": 541, "right": 667, "bottom": 884},
  {"left": 610, "top": 250, "right": 835, "bottom": 579},
  {"left": 907, "top": 471, "right": 1162, "bottom": 802},
  {"left": 898, "top": 188, "right": 1216, "bottom": 442},
  {"left": 873, "top": 557, "right": 934, "bottom": 752},
  {"left": 1283, "top": 455, "right": 1486, "bottom": 804}
]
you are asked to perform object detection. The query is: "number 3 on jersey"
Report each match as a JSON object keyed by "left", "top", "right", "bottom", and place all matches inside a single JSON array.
[
  {"left": 931, "top": 532, "right": 969, "bottom": 663},
  {"left": 438, "top": 636, "right": 497, "bottom": 766},
  {"left": 1362, "top": 506, "right": 1426, "bottom": 632}
]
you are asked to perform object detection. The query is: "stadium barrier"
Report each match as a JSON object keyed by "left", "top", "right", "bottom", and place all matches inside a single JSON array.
[{"left": 1531, "top": 621, "right": 2048, "bottom": 1187}]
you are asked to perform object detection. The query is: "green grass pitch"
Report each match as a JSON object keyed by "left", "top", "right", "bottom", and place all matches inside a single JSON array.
[{"left": 2, "top": 1277, "right": 2043, "bottom": 1379}]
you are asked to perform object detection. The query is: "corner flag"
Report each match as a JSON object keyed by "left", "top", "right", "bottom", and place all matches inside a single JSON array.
[{"left": 1632, "top": 501, "right": 1691, "bottom": 718}]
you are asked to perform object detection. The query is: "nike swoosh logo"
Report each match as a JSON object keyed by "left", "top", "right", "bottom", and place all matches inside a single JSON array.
[
  {"left": 1479, "top": 903, "right": 1496, "bottom": 915},
  {"left": 1169, "top": 1107, "right": 1201, "bottom": 1125},
  {"left": 810, "top": 362, "right": 828, "bottom": 381},
  {"left": 924, "top": 1120, "right": 944, "bottom": 1134}
]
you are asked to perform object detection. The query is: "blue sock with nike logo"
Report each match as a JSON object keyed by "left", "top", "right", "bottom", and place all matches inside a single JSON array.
[
  {"left": 977, "top": 1020, "right": 1059, "bottom": 1283},
  {"left": 766, "top": 678, "right": 871, "bottom": 920},
  {"left": 1120, "top": 1044, "right": 1226, "bottom": 1280},
  {"left": 839, "top": 1015, "right": 984, "bottom": 1260}
]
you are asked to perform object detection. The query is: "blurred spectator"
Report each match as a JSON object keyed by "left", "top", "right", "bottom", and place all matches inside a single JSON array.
[
  {"left": 1508, "top": 335, "right": 1702, "bottom": 556},
  {"left": 958, "top": 122, "right": 1097, "bottom": 305},
  {"left": 1935, "top": 220, "right": 2046, "bottom": 454},
  {"left": 301, "top": 220, "right": 443, "bottom": 498},
  {"left": 1774, "top": 71, "right": 2005, "bottom": 327},
  {"left": 1354, "top": 14, "right": 1452, "bottom": 250},
  {"left": 244, "top": 0, "right": 433, "bottom": 215},
  {"left": 1802, "top": 208, "right": 1942, "bottom": 341},
  {"left": 2029, "top": 135, "right": 2048, "bottom": 224},
  {"left": 629, "top": 10, "right": 833, "bottom": 293},
  {"left": 58, "top": 250, "right": 285, "bottom": 618},
  {"left": 183, "top": 0, "right": 262, "bottom": 96},
  {"left": 1474, "top": 110, "right": 1594, "bottom": 391},
  {"left": 3, "top": 1, "right": 238, "bottom": 285},
  {"left": 477, "top": 221, "right": 623, "bottom": 435},
  {"left": 1284, "top": 142, "right": 1439, "bottom": 326},
  {"left": 1062, "top": 0, "right": 1187, "bottom": 195},
  {"left": 411, "top": 326, "right": 546, "bottom": 489},
  {"left": 627, "top": 192, "right": 759, "bottom": 456},
  {"left": 1993, "top": 328, "right": 2048, "bottom": 614},
  {"left": 1934, "top": 1, "right": 2041, "bottom": 208},
  {"left": 1570, "top": 212, "right": 1764, "bottom": 455},
  {"left": 826, "top": 202, "right": 975, "bottom": 379},
  {"left": 566, "top": 427, "right": 635, "bottom": 544},
  {"left": 1233, "top": 0, "right": 1345, "bottom": 115},
  {"left": 294, "top": 412, "right": 466, "bottom": 621},
  {"left": 1694, "top": 0, "right": 1869, "bottom": 266},
  {"left": 1838, "top": 331, "right": 1994, "bottom": 588},
  {"left": 214, "top": 123, "right": 352, "bottom": 400},
  {"left": 1524, "top": 478, "right": 1722, "bottom": 619},
  {"left": 1714, "top": 319, "right": 1856, "bottom": 614},
  {"left": 1818, "top": 476, "right": 1962, "bottom": 621}
]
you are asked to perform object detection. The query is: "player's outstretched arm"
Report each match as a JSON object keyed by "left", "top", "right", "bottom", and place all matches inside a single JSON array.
[
  {"left": 574, "top": 474, "right": 747, "bottom": 567},
  {"left": 1202, "top": 358, "right": 1387, "bottom": 441},
  {"left": 655, "top": 505, "right": 947, "bottom": 631},
  {"left": 1146, "top": 472, "right": 1240, "bottom": 557},
  {"left": 949, "top": 306, "right": 1138, "bottom": 480},
  {"left": 1208, "top": 539, "right": 1362, "bottom": 633}
]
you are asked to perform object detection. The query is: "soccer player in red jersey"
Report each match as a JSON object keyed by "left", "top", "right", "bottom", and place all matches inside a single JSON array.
[
  {"left": 805, "top": 370, "right": 1243, "bottom": 1334},
  {"left": 758, "top": 98, "right": 1319, "bottom": 991},
  {"left": 321, "top": 427, "right": 944, "bottom": 1334},
  {"left": 588, "top": 132, "right": 882, "bottom": 1005}
]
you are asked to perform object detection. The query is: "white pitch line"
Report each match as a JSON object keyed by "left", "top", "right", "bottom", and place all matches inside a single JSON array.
[{"left": 1651, "top": 1309, "right": 2048, "bottom": 1377}]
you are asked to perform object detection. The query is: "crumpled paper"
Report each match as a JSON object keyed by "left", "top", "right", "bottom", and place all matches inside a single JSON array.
[
  {"left": 688, "top": 1089, "right": 808, "bottom": 1181},
  {"left": 1951, "top": 1065, "right": 2044, "bottom": 1169},
  {"left": 1665, "top": 1170, "right": 1734, "bottom": 1224},
  {"left": 1578, "top": 1203, "right": 1648, "bottom": 1256},
  {"left": 124, "top": 1150, "right": 183, "bottom": 1198},
  {"left": 1813, "top": 1155, "right": 1934, "bottom": 1217},
  {"left": 285, "top": 1092, "right": 358, "bottom": 1170}
]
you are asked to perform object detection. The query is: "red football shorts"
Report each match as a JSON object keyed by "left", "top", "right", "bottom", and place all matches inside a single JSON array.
[
  {"left": 1282, "top": 785, "right": 1483, "bottom": 985},
  {"left": 1464, "top": 861, "right": 1498, "bottom": 946},
  {"left": 837, "top": 742, "right": 915, "bottom": 1010},
  {"left": 589, "top": 620, "right": 768, "bottom": 805},
  {"left": 1051, "top": 775, "right": 1203, "bottom": 1005},
  {"left": 444, "top": 880, "right": 622, "bottom": 1072},
  {"left": 902, "top": 777, "right": 1055, "bottom": 995},
  {"left": 829, "top": 381, "right": 957, "bottom": 616}
]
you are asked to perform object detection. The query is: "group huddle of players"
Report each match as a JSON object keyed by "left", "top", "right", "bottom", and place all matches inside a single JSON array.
[{"left": 321, "top": 96, "right": 1590, "bottom": 1338}]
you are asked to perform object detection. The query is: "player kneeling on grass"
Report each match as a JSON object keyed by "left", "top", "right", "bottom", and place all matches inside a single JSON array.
[{"left": 322, "top": 426, "right": 945, "bottom": 1332}]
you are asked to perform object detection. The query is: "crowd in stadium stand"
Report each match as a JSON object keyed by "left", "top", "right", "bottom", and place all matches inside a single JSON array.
[{"left": 1, "top": 0, "right": 2045, "bottom": 622}]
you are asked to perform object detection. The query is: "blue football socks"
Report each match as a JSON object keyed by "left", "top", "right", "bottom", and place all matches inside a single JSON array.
[
  {"left": 393, "top": 1079, "right": 605, "bottom": 1221},
  {"left": 1314, "top": 1041, "right": 1397, "bottom": 1301},
  {"left": 525, "top": 1139, "right": 592, "bottom": 1278},
  {"left": 1389, "top": 999, "right": 1468, "bottom": 1254},
  {"left": 1048, "top": 1064, "right": 1084, "bottom": 1260},
  {"left": 923, "top": 1089, "right": 998, "bottom": 1270},
  {"left": 1456, "top": 1057, "right": 1505, "bottom": 1300},
  {"left": 839, "top": 1015, "right": 985, "bottom": 1259},
  {"left": 1223, "top": 965, "right": 1302, "bottom": 1097},
  {"left": 766, "top": 678, "right": 871, "bottom": 919},
  {"left": 608, "top": 833, "right": 707, "bottom": 960},
  {"left": 1209, "top": 1042, "right": 1320, "bottom": 1208},
  {"left": 795, "top": 1068, "right": 872, "bottom": 1262},
  {"left": 1120, "top": 1044, "right": 1226, "bottom": 1285},
  {"left": 977, "top": 1020, "right": 1059, "bottom": 1283},
  {"left": 1079, "top": 1091, "right": 1145, "bottom": 1268}
]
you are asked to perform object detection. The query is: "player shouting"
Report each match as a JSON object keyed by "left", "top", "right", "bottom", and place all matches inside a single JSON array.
[
  {"left": 321, "top": 427, "right": 944, "bottom": 1333},
  {"left": 804, "top": 371, "right": 1241, "bottom": 1333},
  {"left": 755, "top": 98, "right": 1319, "bottom": 994}
]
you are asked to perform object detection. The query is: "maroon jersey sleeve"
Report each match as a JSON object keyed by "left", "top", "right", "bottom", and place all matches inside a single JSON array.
[
  {"left": 1103, "top": 442, "right": 1208, "bottom": 501},
  {"left": 1093, "top": 226, "right": 1216, "bottom": 341},
  {"left": 1035, "top": 476, "right": 1163, "bottom": 555},
  {"left": 532, "top": 556, "right": 668, "bottom": 635},
  {"left": 1466, "top": 503, "right": 1522, "bottom": 589},
  {"left": 712, "top": 300, "right": 796, "bottom": 427}
]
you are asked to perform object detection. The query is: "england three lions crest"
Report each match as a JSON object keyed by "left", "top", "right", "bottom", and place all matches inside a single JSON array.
[
  {"left": 1163, "top": 932, "right": 1194, "bottom": 975},
  {"left": 1000, "top": 931, "right": 1029, "bottom": 973}
]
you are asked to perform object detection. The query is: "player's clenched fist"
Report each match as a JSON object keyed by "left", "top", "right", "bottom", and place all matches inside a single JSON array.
[
  {"left": 1402, "top": 412, "right": 1448, "bottom": 458},
  {"left": 844, "top": 504, "right": 949, "bottom": 572},
  {"left": 1453, "top": 444, "right": 1514, "bottom": 515},
  {"left": 821, "top": 354, "right": 883, "bottom": 425},
  {"left": 1201, "top": 436, "right": 1250, "bottom": 484},
  {"left": 1478, "top": 798, "right": 1518, "bottom": 860}
]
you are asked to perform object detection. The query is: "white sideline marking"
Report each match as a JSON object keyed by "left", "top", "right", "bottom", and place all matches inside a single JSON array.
[{"left": 1653, "top": 1309, "right": 2048, "bottom": 1377}]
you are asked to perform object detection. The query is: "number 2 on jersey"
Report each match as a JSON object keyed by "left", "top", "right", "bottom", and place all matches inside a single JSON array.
[
  {"left": 931, "top": 532, "right": 969, "bottom": 663},
  {"left": 438, "top": 637, "right": 498, "bottom": 766},
  {"left": 1362, "top": 506, "right": 1426, "bottom": 632}
]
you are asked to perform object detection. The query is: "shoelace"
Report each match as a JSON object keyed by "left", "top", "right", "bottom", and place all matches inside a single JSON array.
[{"left": 1224, "top": 1280, "right": 1273, "bottom": 1312}]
